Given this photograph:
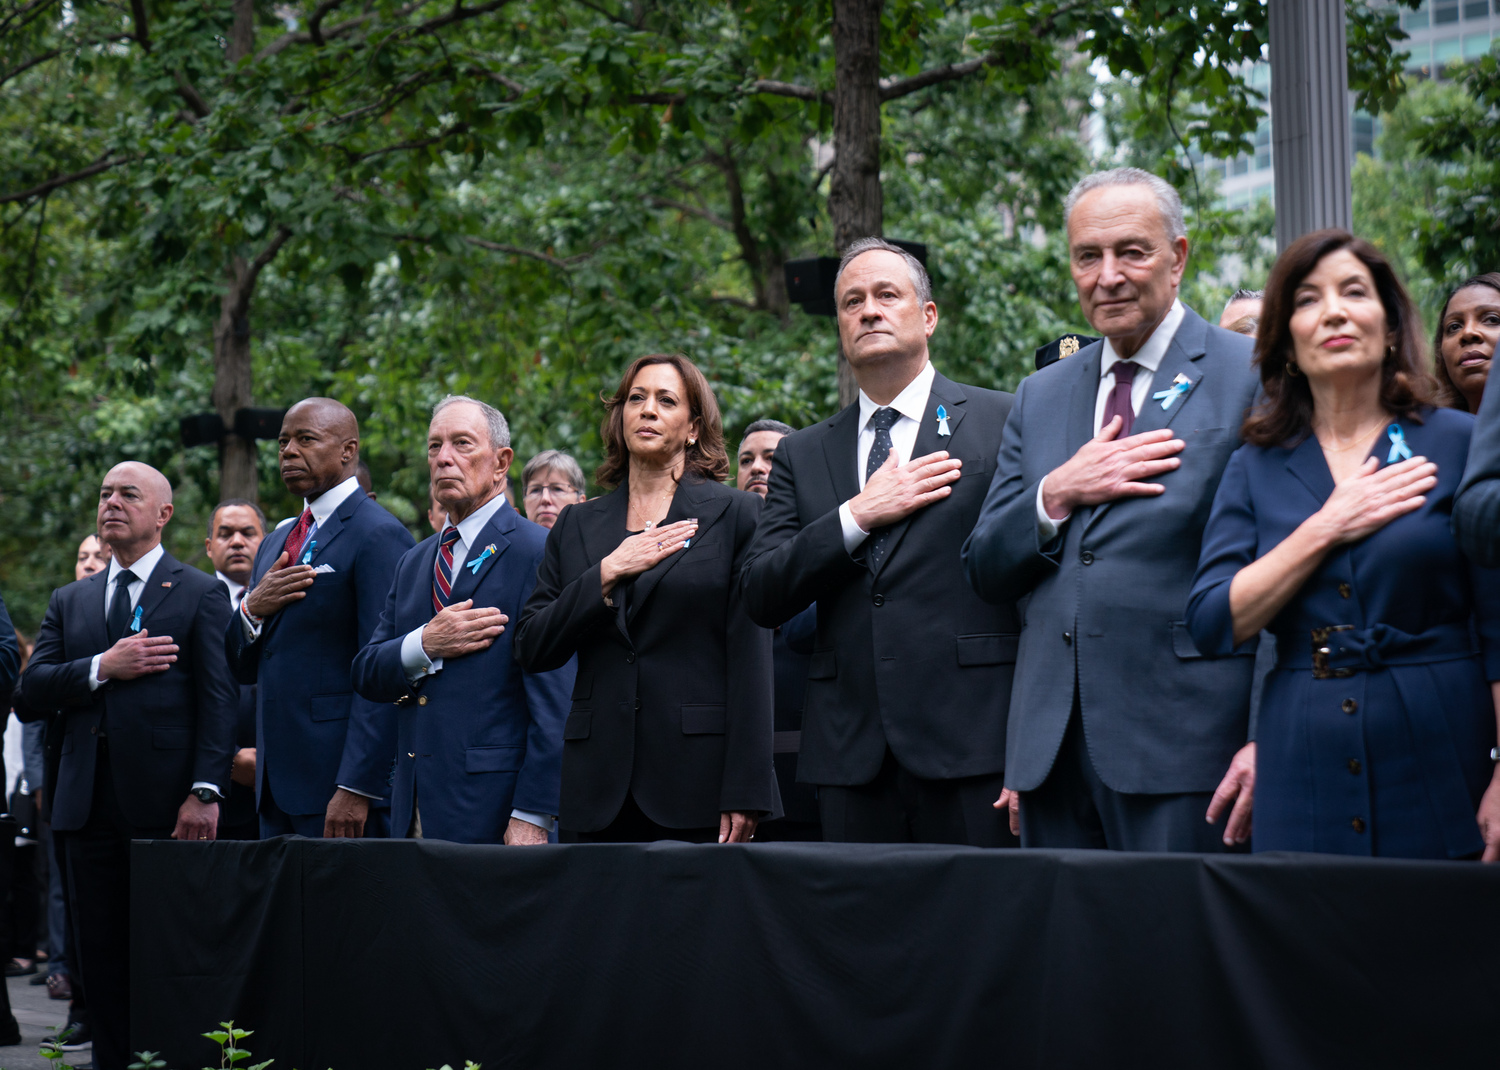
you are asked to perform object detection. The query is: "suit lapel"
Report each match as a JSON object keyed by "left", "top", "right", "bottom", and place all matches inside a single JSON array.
[
  {"left": 449, "top": 501, "right": 516, "bottom": 604},
  {"left": 135, "top": 552, "right": 185, "bottom": 629},
  {"left": 821, "top": 404, "right": 862, "bottom": 506},
  {"left": 1285, "top": 434, "right": 1335, "bottom": 505},
  {"left": 626, "top": 477, "right": 732, "bottom": 625},
  {"left": 577, "top": 488, "right": 632, "bottom": 644},
  {"left": 1067, "top": 342, "right": 1105, "bottom": 455},
  {"left": 871, "top": 374, "right": 967, "bottom": 579},
  {"left": 84, "top": 570, "right": 110, "bottom": 654},
  {"left": 303, "top": 491, "right": 359, "bottom": 563}
]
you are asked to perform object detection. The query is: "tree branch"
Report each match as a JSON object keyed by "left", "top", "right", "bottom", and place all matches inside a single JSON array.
[
  {"left": 748, "top": 79, "right": 830, "bottom": 103},
  {"left": 308, "top": 0, "right": 352, "bottom": 46},
  {"left": 879, "top": 57, "right": 989, "bottom": 101},
  {"left": 647, "top": 195, "right": 730, "bottom": 230},
  {"left": 247, "top": 225, "right": 294, "bottom": 285},
  {"left": 129, "top": 0, "right": 152, "bottom": 51},
  {"left": 0, "top": 35, "right": 136, "bottom": 90},
  {"left": 0, "top": 154, "right": 134, "bottom": 206},
  {"left": 354, "top": 121, "right": 471, "bottom": 160},
  {"left": 175, "top": 72, "right": 212, "bottom": 118}
]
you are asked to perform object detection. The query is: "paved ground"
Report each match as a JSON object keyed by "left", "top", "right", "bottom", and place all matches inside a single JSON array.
[{"left": 0, "top": 971, "right": 89, "bottom": 1070}]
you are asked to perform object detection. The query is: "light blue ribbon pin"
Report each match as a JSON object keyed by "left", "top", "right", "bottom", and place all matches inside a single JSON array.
[
  {"left": 1387, "top": 424, "right": 1413, "bottom": 463},
  {"left": 129, "top": 606, "right": 143, "bottom": 633},
  {"left": 936, "top": 404, "right": 951, "bottom": 437},
  {"left": 300, "top": 539, "right": 316, "bottom": 566},
  {"left": 1152, "top": 373, "right": 1193, "bottom": 411},
  {"left": 465, "top": 543, "right": 497, "bottom": 574}
]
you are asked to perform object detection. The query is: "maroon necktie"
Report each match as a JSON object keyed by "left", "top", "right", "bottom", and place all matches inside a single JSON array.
[
  {"left": 282, "top": 508, "right": 314, "bottom": 565},
  {"left": 1102, "top": 361, "right": 1139, "bottom": 437}
]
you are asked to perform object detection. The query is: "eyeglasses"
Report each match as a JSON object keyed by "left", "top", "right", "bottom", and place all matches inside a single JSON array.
[{"left": 524, "top": 483, "right": 581, "bottom": 501}]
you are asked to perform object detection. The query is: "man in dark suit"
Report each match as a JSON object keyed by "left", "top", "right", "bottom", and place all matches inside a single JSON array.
[
  {"left": 740, "top": 238, "right": 1021, "bottom": 846},
  {"left": 227, "top": 399, "right": 414, "bottom": 839},
  {"left": 1455, "top": 358, "right": 1500, "bottom": 565},
  {"left": 962, "top": 167, "right": 1260, "bottom": 852},
  {"left": 204, "top": 499, "right": 267, "bottom": 840},
  {"left": 20, "top": 462, "right": 237, "bottom": 1070},
  {"left": 353, "top": 396, "right": 570, "bottom": 843}
]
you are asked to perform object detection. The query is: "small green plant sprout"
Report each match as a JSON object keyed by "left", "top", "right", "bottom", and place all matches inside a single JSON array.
[
  {"left": 201, "top": 1021, "right": 273, "bottom": 1070},
  {"left": 41, "top": 1022, "right": 85, "bottom": 1063},
  {"left": 427, "top": 1062, "right": 482, "bottom": 1069},
  {"left": 128, "top": 1053, "right": 168, "bottom": 1069}
]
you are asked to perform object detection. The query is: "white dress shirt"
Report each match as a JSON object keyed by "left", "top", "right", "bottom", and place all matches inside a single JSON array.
[
  {"left": 398, "top": 492, "right": 554, "bottom": 832},
  {"left": 1036, "top": 300, "right": 1186, "bottom": 541},
  {"left": 216, "top": 572, "right": 246, "bottom": 613},
  {"left": 239, "top": 475, "right": 363, "bottom": 639},
  {"left": 837, "top": 360, "right": 937, "bottom": 553}
]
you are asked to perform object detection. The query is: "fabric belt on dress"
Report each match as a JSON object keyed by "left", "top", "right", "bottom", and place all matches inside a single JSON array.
[{"left": 1277, "top": 621, "right": 1475, "bottom": 678}]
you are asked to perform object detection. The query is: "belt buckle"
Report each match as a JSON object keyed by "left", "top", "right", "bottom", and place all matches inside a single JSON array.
[{"left": 1311, "top": 625, "right": 1355, "bottom": 679}]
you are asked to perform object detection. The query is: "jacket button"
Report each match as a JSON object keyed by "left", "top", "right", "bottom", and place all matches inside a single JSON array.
[
  {"left": 418, "top": 695, "right": 428, "bottom": 706},
  {"left": 1341, "top": 698, "right": 1357, "bottom": 714},
  {"left": 1338, "top": 583, "right": 1352, "bottom": 599},
  {"left": 872, "top": 594, "right": 885, "bottom": 607},
  {"left": 1063, "top": 631, "right": 1072, "bottom": 645},
  {"left": 634, "top": 698, "right": 642, "bottom": 711},
  {"left": 90, "top": 726, "right": 98, "bottom": 735},
  {"left": 264, "top": 650, "right": 274, "bottom": 660},
  {"left": 1348, "top": 758, "right": 1362, "bottom": 775},
  {"left": 1080, "top": 551, "right": 1094, "bottom": 565},
  {"left": 1351, "top": 817, "right": 1366, "bottom": 834},
  {"left": 408, "top": 752, "right": 416, "bottom": 758},
  {"left": 625, "top": 652, "right": 636, "bottom": 663}
]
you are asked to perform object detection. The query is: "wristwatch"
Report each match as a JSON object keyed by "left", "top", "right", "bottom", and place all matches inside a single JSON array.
[
  {"left": 192, "top": 787, "right": 223, "bottom": 804},
  {"left": 1491, "top": 747, "right": 1500, "bottom": 762}
]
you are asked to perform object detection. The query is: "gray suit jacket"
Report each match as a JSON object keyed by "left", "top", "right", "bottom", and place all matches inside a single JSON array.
[
  {"left": 962, "top": 306, "right": 1260, "bottom": 795},
  {"left": 1454, "top": 367, "right": 1500, "bottom": 566}
]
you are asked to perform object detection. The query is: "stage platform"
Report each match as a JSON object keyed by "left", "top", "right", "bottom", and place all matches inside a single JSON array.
[{"left": 132, "top": 838, "right": 1497, "bottom": 1069}]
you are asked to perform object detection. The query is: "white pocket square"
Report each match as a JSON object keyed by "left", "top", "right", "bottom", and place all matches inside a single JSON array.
[{"left": 313, "top": 563, "right": 336, "bottom": 574}]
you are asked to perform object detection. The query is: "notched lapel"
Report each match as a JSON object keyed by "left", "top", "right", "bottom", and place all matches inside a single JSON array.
[
  {"left": 871, "top": 376, "right": 967, "bottom": 578},
  {"left": 305, "top": 493, "right": 358, "bottom": 562},
  {"left": 83, "top": 571, "right": 110, "bottom": 655},
  {"left": 821, "top": 405, "right": 862, "bottom": 506},
  {"left": 1285, "top": 435, "right": 1335, "bottom": 505},
  {"left": 136, "top": 554, "right": 185, "bottom": 629},
  {"left": 626, "top": 480, "right": 732, "bottom": 624},
  {"left": 449, "top": 506, "right": 516, "bottom": 604}
]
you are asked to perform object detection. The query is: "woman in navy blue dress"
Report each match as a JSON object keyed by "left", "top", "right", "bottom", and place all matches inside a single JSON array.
[{"left": 1186, "top": 230, "right": 1500, "bottom": 860}]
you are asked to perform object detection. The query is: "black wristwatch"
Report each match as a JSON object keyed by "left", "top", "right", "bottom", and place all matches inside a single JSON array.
[{"left": 192, "top": 787, "right": 223, "bottom": 804}]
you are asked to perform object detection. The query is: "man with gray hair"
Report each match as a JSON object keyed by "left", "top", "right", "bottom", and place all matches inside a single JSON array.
[
  {"left": 742, "top": 238, "right": 1022, "bottom": 846},
  {"left": 353, "top": 395, "right": 572, "bottom": 843},
  {"left": 963, "top": 167, "right": 1261, "bottom": 853}
]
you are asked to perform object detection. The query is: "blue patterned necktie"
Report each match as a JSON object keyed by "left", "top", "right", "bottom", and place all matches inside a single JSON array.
[
  {"left": 431, "top": 526, "right": 462, "bottom": 614},
  {"left": 865, "top": 406, "right": 901, "bottom": 573}
]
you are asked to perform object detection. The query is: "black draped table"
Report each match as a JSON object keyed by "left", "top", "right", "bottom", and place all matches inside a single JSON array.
[{"left": 132, "top": 839, "right": 1497, "bottom": 1069}]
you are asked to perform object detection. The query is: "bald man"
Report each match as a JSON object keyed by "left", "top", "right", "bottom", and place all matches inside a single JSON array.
[
  {"left": 226, "top": 398, "right": 413, "bottom": 839},
  {"left": 20, "top": 461, "right": 237, "bottom": 1070}
]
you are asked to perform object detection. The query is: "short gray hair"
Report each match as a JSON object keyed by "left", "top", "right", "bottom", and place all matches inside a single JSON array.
[
  {"left": 1064, "top": 167, "right": 1187, "bottom": 242},
  {"left": 742, "top": 418, "right": 795, "bottom": 441},
  {"left": 520, "top": 449, "right": 585, "bottom": 494},
  {"left": 834, "top": 237, "right": 933, "bottom": 308},
  {"left": 433, "top": 394, "right": 510, "bottom": 449}
]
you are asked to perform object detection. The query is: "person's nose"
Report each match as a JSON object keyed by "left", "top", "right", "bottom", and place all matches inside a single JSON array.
[
  {"left": 753, "top": 458, "right": 773, "bottom": 478},
  {"left": 1322, "top": 291, "right": 1348, "bottom": 325},
  {"left": 1096, "top": 251, "right": 1126, "bottom": 290},
  {"left": 1460, "top": 317, "right": 1486, "bottom": 346}
]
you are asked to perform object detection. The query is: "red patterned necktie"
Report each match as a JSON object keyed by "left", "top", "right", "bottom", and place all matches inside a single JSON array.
[
  {"left": 282, "top": 508, "right": 314, "bottom": 564},
  {"left": 431, "top": 526, "right": 462, "bottom": 614},
  {"left": 1102, "top": 361, "right": 1139, "bottom": 437}
]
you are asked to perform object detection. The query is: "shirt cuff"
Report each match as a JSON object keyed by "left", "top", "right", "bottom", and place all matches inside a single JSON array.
[
  {"left": 239, "top": 601, "right": 263, "bottom": 642},
  {"left": 510, "top": 809, "right": 556, "bottom": 833},
  {"left": 400, "top": 626, "right": 442, "bottom": 680},
  {"left": 839, "top": 500, "right": 870, "bottom": 553},
  {"left": 337, "top": 784, "right": 383, "bottom": 801},
  {"left": 88, "top": 654, "right": 103, "bottom": 691},
  {"left": 1036, "top": 476, "right": 1068, "bottom": 543},
  {"left": 190, "top": 782, "right": 224, "bottom": 800}
]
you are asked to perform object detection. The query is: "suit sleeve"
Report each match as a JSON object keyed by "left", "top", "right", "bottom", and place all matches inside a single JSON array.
[
  {"left": 334, "top": 519, "right": 415, "bottom": 798},
  {"left": 961, "top": 377, "right": 1065, "bottom": 605},
  {"left": 514, "top": 508, "right": 616, "bottom": 674},
  {"left": 512, "top": 544, "right": 572, "bottom": 817},
  {"left": 1455, "top": 373, "right": 1500, "bottom": 567},
  {"left": 350, "top": 553, "right": 415, "bottom": 704},
  {"left": 1184, "top": 448, "right": 1258, "bottom": 658},
  {"left": 19, "top": 590, "right": 94, "bottom": 711},
  {"left": 190, "top": 581, "right": 238, "bottom": 794},
  {"left": 0, "top": 594, "right": 18, "bottom": 698},
  {"left": 224, "top": 537, "right": 274, "bottom": 686},
  {"left": 738, "top": 435, "right": 864, "bottom": 629},
  {"left": 721, "top": 494, "right": 780, "bottom": 817}
]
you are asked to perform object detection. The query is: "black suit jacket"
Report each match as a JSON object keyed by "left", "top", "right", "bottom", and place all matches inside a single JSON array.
[
  {"left": 19, "top": 551, "right": 238, "bottom": 832},
  {"left": 739, "top": 370, "right": 1022, "bottom": 785},
  {"left": 515, "top": 475, "right": 779, "bottom": 832},
  {"left": 1455, "top": 365, "right": 1500, "bottom": 566}
]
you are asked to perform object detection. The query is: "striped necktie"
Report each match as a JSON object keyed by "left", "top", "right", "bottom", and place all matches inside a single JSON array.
[{"left": 431, "top": 526, "right": 462, "bottom": 614}]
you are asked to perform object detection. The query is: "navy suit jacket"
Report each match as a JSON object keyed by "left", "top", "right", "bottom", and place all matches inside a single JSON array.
[
  {"left": 1454, "top": 363, "right": 1500, "bottom": 565},
  {"left": 20, "top": 552, "right": 237, "bottom": 831},
  {"left": 962, "top": 307, "right": 1261, "bottom": 795},
  {"left": 351, "top": 500, "right": 572, "bottom": 843},
  {"left": 226, "top": 490, "right": 413, "bottom": 816}
]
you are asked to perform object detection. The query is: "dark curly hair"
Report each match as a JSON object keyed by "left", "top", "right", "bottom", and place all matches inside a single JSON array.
[
  {"left": 1430, "top": 272, "right": 1500, "bottom": 412},
  {"left": 595, "top": 354, "right": 729, "bottom": 489},
  {"left": 1243, "top": 229, "right": 1435, "bottom": 448}
]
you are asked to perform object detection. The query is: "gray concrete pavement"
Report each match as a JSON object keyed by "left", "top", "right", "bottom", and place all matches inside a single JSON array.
[{"left": 0, "top": 971, "right": 89, "bottom": 1070}]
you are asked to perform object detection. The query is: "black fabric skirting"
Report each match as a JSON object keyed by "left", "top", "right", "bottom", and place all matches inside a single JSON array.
[{"left": 131, "top": 839, "right": 1498, "bottom": 1069}]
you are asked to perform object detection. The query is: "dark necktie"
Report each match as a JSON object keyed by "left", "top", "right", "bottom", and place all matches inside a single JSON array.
[
  {"left": 865, "top": 407, "right": 901, "bottom": 574},
  {"left": 431, "top": 526, "right": 463, "bottom": 615},
  {"left": 282, "top": 508, "right": 315, "bottom": 565},
  {"left": 107, "top": 569, "right": 138, "bottom": 643},
  {"left": 1102, "top": 361, "right": 1139, "bottom": 437}
]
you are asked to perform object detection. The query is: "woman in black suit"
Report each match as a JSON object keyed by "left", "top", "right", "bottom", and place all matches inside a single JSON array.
[{"left": 516, "top": 354, "right": 779, "bottom": 842}]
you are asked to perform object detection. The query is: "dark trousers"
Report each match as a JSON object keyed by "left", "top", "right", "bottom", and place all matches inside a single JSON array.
[
  {"left": 817, "top": 748, "right": 1019, "bottom": 847},
  {"left": 1019, "top": 707, "right": 1228, "bottom": 853},
  {"left": 61, "top": 750, "right": 172, "bottom": 1070},
  {"left": 563, "top": 794, "right": 720, "bottom": 844},
  {"left": 0, "top": 836, "right": 39, "bottom": 959},
  {"left": 258, "top": 772, "right": 390, "bottom": 840}
]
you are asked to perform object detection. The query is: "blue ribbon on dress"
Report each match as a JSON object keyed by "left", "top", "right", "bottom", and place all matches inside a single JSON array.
[{"left": 1386, "top": 424, "right": 1413, "bottom": 464}]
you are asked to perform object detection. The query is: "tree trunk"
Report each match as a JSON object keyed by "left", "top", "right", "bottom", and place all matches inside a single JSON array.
[
  {"left": 213, "top": 257, "right": 258, "bottom": 503},
  {"left": 830, "top": 0, "right": 883, "bottom": 407}
]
